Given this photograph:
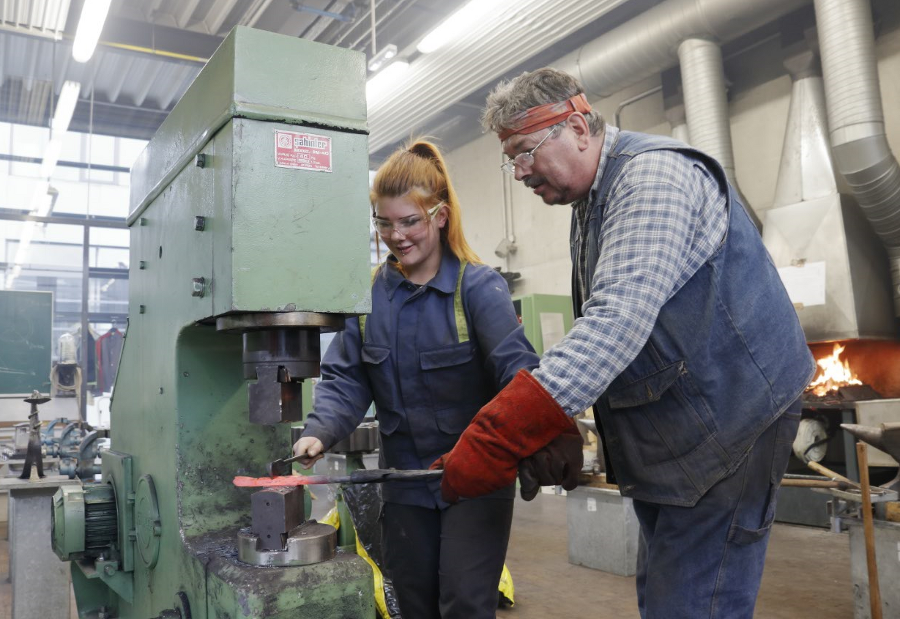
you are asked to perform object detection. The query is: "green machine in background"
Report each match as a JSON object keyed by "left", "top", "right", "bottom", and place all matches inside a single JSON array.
[
  {"left": 513, "top": 294, "right": 574, "bottom": 356},
  {"left": 50, "top": 27, "right": 375, "bottom": 619}
]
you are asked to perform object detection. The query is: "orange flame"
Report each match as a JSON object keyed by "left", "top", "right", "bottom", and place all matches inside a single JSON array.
[{"left": 806, "top": 343, "right": 862, "bottom": 396}]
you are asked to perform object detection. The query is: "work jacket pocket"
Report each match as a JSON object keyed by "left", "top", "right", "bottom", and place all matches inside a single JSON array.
[
  {"left": 362, "top": 344, "right": 396, "bottom": 413},
  {"left": 607, "top": 361, "right": 685, "bottom": 409},
  {"left": 428, "top": 406, "right": 479, "bottom": 455},
  {"left": 420, "top": 342, "right": 487, "bottom": 408},
  {"left": 434, "top": 407, "right": 475, "bottom": 435}
]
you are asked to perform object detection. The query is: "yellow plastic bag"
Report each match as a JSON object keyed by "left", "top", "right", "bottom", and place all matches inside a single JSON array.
[
  {"left": 321, "top": 506, "right": 515, "bottom": 614},
  {"left": 498, "top": 563, "right": 515, "bottom": 607},
  {"left": 321, "top": 506, "right": 391, "bottom": 618}
]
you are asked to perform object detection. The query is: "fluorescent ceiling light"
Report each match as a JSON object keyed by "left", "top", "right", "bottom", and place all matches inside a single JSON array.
[
  {"left": 40, "top": 139, "right": 63, "bottom": 179},
  {"left": 417, "top": 1, "right": 494, "bottom": 54},
  {"left": 72, "top": 0, "right": 112, "bottom": 63},
  {"left": 366, "top": 61, "right": 409, "bottom": 104},
  {"left": 52, "top": 81, "right": 81, "bottom": 134},
  {"left": 5, "top": 222, "right": 36, "bottom": 288},
  {"left": 368, "top": 44, "right": 398, "bottom": 73}
]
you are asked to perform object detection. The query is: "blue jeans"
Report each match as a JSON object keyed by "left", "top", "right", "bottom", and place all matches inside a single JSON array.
[{"left": 633, "top": 399, "right": 801, "bottom": 619}]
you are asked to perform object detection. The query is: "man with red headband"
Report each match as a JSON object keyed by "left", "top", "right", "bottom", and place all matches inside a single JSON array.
[{"left": 431, "top": 68, "right": 815, "bottom": 618}]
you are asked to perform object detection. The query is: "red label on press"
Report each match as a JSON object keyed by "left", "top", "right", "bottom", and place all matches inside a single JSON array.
[{"left": 274, "top": 130, "right": 332, "bottom": 172}]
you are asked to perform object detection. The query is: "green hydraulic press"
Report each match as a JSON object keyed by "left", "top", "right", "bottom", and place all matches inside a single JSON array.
[{"left": 50, "top": 26, "right": 375, "bottom": 619}]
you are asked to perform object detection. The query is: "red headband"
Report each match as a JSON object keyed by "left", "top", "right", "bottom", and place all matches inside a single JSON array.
[{"left": 498, "top": 93, "right": 592, "bottom": 141}]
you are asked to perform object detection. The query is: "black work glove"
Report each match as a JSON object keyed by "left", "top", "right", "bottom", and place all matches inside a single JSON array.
[{"left": 517, "top": 422, "right": 584, "bottom": 501}]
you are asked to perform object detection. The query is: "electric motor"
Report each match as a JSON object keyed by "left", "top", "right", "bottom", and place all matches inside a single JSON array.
[{"left": 52, "top": 482, "right": 118, "bottom": 561}]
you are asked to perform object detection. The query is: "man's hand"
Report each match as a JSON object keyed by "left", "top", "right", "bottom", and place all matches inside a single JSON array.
[
  {"left": 292, "top": 436, "right": 325, "bottom": 468},
  {"left": 518, "top": 423, "right": 584, "bottom": 501},
  {"left": 430, "top": 370, "right": 573, "bottom": 503}
]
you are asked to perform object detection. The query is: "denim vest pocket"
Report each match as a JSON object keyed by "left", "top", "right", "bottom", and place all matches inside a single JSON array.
[
  {"left": 362, "top": 344, "right": 396, "bottom": 412},
  {"left": 607, "top": 361, "right": 685, "bottom": 408},
  {"left": 605, "top": 360, "right": 719, "bottom": 470},
  {"left": 420, "top": 342, "right": 486, "bottom": 407}
]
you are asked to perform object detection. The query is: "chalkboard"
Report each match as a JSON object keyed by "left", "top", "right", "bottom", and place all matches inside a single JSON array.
[{"left": 0, "top": 290, "right": 53, "bottom": 395}]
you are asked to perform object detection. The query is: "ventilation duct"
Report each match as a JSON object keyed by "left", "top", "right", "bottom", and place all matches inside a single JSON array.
[
  {"left": 762, "top": 46, "right": 895, "bottom": 342},
  {"left": 677, "top": 37, "right": 759, "bottom": 228},
  {"left": 664, "top": 102, "right": 690, "bottom": 145},
  {"left": 368, "top": 0, "right": 812, "bottom": 155},
  {"left": 553, "top": 0, "right": 811, "bottom": 98},
  {"left": 815, "top": 0, "right": 900, "bottom": 318},
  {"left": 366, "top": 0, "right": 635, "bottom": 154}
]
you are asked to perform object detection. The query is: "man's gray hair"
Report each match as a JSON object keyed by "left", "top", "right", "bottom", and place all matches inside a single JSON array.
[{"left": 482, "top": 68, "right": 605, "bottom": 137}]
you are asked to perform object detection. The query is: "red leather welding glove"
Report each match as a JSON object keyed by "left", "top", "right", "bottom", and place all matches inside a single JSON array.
[
  {"left": 517, "top": 421, "right": 584, "bottom": 501},
  {"left": 430, "top": 369, "right": 573, "bottom": 503}
]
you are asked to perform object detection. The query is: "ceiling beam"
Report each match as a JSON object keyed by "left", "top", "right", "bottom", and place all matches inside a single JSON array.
[
  {"left": 175, "top": 0, "right": 202, "bottom": 29},
  {"left": 97, "top": 15, "right": 219, "bottom": 61},
  {"left": 203, "top": 0, "right": 239, "bottom": 36}
]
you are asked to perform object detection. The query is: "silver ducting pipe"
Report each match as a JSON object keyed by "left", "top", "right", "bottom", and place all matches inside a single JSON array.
[
  {"left": 678, "top": 38, "right": 761, "bottom": 228},
  {"left": 677, "top": 39, "right": 757, "bottom": 223},
  {"left": 678, "top": 40, "right": 733, "bottom": 179},
  {"left": 815, "top": 0, "right": 900, "bottom": 315},
  {"left": 665, "top": 103, "right": 691, "bottom": 145},
  {"left": 554, "top": 0, "right": 810, "bottom": 98}
]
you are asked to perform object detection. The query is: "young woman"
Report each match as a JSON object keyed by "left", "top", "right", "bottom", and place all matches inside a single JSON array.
[{"left": 294, "top": 140, "right": 539, "bottom": 619}]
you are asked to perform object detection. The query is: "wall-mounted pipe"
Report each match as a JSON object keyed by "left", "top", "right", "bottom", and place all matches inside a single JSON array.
[
  {"left": 665, "top": 102, "right": 690, "bottom": 145},
  {"left": 815, "top": 0, "right": 900, "bottom": 315},
  {"left": 613, "top": 85, "right": 661, "bottom": 129}
]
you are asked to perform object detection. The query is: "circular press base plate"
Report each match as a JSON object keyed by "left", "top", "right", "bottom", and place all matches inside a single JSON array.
[{"left": 237, "top": 521, "right": 337, "bottom": 567}]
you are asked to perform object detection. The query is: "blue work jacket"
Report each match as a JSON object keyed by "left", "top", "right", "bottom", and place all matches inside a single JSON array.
[
  {"left": 303, "top": 248, "right": 540, "bottom": 508},
  {"left": 576, "top": 131, "right": 816, "bottom": 507}
]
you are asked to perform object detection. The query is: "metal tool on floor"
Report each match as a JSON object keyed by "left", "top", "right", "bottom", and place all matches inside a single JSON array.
[
  {"left": 237, "top": 468, "right": 443, "bottom": 487},
  {"left": 856, "top": 442, "right": 883, "bottom": 619}
]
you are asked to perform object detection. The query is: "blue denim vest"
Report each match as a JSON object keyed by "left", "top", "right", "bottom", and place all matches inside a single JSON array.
[{"left": 574, "top": 131, "right": 816, "bottom": 507}]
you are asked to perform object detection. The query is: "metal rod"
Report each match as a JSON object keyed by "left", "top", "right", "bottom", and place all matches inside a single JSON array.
[
  {"left": 369, "top": 0, "right": 376, "bottom": 55},
  {"left": 807, "top": 460, "right": 860, "bottom": 488},
  {"left": 0, "top": 210, "right": 127, "bottom": 229},
  {"left": 781, "top": 478, "right": 841, "bottom": 488},
  {"left": 614, "top": 85, "right": 662, "bottom": 129},
  {"left": 294, "top": 3, "right": 351, "bottom": 22},
  {"left": 332, "top": 0, "right": 385, "bottom": 47},
  {"left": 349, "top": 0, "right": 413, "bottom": 52},
  {"left": 0, "top": 153, "right": 130, "bottom": 174},
  {"left": 79, "top": 89, "right": 95, "bottom": 423},
  {"left": 857, "top": 442, "right": 883, "bottom": 619},
  {"left": 80, "top": 224, "right": 89, "bottom": 423}
]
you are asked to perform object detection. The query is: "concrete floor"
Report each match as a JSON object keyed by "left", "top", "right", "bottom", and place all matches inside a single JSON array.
[
  {"left": 501, "top": 493, "right": 854, "bottom": 618},
  {"left": 0, "top": 493, "right": 855, "bottom": 618}
]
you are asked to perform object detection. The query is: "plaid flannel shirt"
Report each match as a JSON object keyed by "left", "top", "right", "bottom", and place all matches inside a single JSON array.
[{"left": 532, "top": 126, "right": 730, "bottom": 415}]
